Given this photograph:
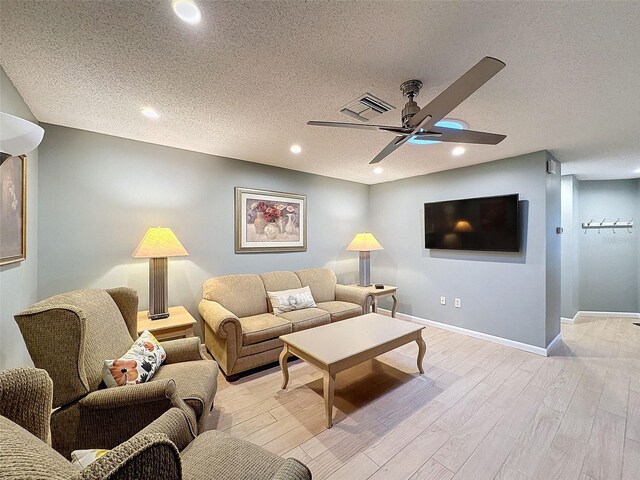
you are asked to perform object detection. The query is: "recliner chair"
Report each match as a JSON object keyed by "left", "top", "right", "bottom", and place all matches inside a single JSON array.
[{"left": 14, "top": 287, "right": 217, "bottom": 458}]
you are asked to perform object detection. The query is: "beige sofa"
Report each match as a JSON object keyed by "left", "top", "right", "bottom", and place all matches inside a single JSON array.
[{"left": 199, "top": 268, "right": 372, "bottom": 377}]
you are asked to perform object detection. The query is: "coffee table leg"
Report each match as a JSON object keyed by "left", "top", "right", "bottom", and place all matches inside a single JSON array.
[
  {"left": 416, "top": 331, "right": 426, "bottom": 374},
  {"left": 279, "top": 345, "right": 290, "bottom": 389},
  {"left": 323, "top": 371, "right": 335, "bottom": 428}
]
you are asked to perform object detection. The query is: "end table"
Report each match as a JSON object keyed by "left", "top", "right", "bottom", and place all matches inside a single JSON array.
[
  {"left": 349, "top": 284, "right": 398, "bottom": 318},
  {"left": 137, "top": 305, "right": 196, "bottom": 341}
]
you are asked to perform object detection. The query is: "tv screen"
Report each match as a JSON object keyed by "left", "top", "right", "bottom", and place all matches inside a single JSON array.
[{"left": 424, "top": 194, "right": 520, "bottom": 252}]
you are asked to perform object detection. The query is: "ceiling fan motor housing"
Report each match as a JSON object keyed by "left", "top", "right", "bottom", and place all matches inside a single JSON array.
[{"left": 400, "top": 79, "right": 423, "bottom": 127}]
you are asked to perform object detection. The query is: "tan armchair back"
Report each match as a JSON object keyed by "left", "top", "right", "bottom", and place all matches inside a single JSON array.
[{"left": 14, "top": 288, "right": 136, "bottom": 408}]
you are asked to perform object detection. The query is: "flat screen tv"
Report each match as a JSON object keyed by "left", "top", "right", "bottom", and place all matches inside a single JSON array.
[{"left": 424, "top": 194, "right": 519, "bottom": 252}]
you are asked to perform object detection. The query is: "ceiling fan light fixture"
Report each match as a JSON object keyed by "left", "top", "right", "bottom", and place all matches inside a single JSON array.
[
  {"left": 452, "top": 146, "right": 466, "bottom": 156},
  {"left": 290, "top": 144, "right": 302, "bottom": 154},
  {"left": 373, "top": 167, "right": 383, "bottom": 174},
  {"left": 408, "top": 119, "right": 466, "bottom": 145},
  {"left": 172, "top": 0, "right": 201, "bottom": 24}
]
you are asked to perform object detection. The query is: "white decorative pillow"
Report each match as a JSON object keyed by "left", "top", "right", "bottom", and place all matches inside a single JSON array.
[
  {"left": 268, "top": 286, "right": 317, "bottom": 315},
  {"left": 71, "top": 449, "right": 110, "bottom": 469},
  {"left": 102, "top": 330, "right": 166, "bottom": 388}
]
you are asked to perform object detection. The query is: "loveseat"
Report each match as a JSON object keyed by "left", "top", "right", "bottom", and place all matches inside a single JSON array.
[{"left": 199, "top": 268, "right": 372, "bottom": 376}]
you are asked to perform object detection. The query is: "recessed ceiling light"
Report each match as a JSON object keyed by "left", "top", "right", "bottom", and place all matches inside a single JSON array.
[
  {"left": 373, "top": 167, "right": 384, "bottom": 174},
  {"left": 452, "top": 146, "right": 466, "bottom": 156},
  {"left": 290, "top": 144, "right": 302, "bottom": 154},
  {"left": 408, "top": 119, "right": 467, "bottom": 145},
  {"left": 635, "top": 167, "right": 640, "bottom": 174},
  {"left": 140, "top": 107, "right": 159, "bottom": 119},
  {"left": 172, "top": 0, "right": 201, "bottom": 24}
]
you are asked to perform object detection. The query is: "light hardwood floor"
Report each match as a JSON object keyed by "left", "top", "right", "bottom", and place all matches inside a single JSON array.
[{"left": 204, "top": 316, "right": 640, "bottom": 480}]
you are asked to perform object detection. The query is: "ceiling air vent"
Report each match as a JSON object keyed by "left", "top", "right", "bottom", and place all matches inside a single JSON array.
[{"left": 340, "top": 93, "right": 395, "bottom": 122}]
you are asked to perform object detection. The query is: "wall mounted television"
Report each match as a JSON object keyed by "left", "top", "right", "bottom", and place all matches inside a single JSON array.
[{"left": 424, "top": 194, "right": 520, "bottom": 252}]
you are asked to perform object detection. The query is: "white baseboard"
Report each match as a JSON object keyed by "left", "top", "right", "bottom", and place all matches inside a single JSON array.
[
  {"left": 572, "top": 311, "right": 640, "bottom": 323},
  {"left": 561, "top": 317, "right": 575, "bottom": 324},
  {"left": 377, "top": 308, "right": 559, "bottom": 357}
]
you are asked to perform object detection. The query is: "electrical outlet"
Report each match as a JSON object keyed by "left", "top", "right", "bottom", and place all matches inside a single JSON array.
[
  {"left": 440, "top": 296, "right": 446, "bottom": 306},
  {"left": 455, "top": 298, "right": 461, "bottom": 308}
]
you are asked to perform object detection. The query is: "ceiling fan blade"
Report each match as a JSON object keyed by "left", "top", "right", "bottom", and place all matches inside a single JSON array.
[
  {"left": 421, "top": 126, "right": 506, "bottom": 145},
  {"left": 408, "top": 56, "right": 506, "bottom": 129},
  {"left": 369, "top": 136, "right": 407, "bottom": 164},
  {"left": 307, "top": 120, "right": 407, "bottom": 133}
]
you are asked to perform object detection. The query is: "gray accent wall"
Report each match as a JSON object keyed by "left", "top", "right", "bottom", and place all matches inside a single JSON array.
[
  {"left": 370, "top": 151, "right": 561, "bottom": 349},
  {"left": 576, "top": 179, "right": 639, "bottom": 313},
  {"left": 560, "top": 175, "right": 580, "bottom": 319},
  {"left": 37, "top": 124, "right": 370, "bottom": 336},
  {"left": 0, "top": 67, "right": 38, "bottom": 369}
]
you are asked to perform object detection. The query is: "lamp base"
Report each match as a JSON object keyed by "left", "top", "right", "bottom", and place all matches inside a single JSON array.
[
  {"left": 357, "top": 251, "right": 371, "bottom": 287},
  {"left": 149, "top": 257, "right": 169, "bottom": 320}
]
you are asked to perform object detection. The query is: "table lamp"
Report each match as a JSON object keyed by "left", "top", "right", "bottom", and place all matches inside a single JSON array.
[
  {"left": 347, "top": 232, "right": 383, "bottom": 287},
  {"left": 132, "top": 227, "right": 189, "bottom": 320}
]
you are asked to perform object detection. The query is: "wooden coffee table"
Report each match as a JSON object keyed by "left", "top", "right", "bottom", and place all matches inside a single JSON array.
[{"left": 279, "top": 313, "right": 426, "bottom": 428}]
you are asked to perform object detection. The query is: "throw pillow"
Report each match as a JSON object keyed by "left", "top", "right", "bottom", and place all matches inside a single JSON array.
[
  {"left": 267, "top": 286, "right": 317, "bottom": 315},
  {"left": 71, "top": 449, "right": 109, "bottom": 469},
  {"left": 102, "top": 330, "right": 166, "bottom": 388}
]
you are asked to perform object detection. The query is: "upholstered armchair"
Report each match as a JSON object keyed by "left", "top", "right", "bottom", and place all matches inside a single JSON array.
[
  {"left": 0, "top": 367, "right": 311, "bottom": 480},
  {"left": 14, "top": 287, "right": 218, "bottom": 458}
]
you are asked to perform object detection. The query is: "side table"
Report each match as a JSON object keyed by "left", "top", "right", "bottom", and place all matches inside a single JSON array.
[
  {"left": 349, "top": 284, "right": 398, "bottom": 318},
  {"left": 137, "top": 305, "right": 196, "bottom": 341}
]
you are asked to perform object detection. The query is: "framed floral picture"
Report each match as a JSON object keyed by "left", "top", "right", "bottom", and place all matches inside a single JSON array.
[
  {"left": 0, "top": 155, "right": 27, "bottom": 265},
  {"left": 235, "top": 187, "right": 306, "bottom": 253}
]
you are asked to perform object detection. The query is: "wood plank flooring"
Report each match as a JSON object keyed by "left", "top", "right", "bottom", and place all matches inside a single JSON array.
[{"left": 204, "top": 316, "right": 639, "bottom": 479}]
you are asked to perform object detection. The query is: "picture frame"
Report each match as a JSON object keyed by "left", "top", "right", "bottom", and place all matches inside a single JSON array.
[
  {"left": 235, "top": 187, "right": 306, "bottom": 253},
  {"left": 0, "top": 155, "right": 27, "bottom": 265}
]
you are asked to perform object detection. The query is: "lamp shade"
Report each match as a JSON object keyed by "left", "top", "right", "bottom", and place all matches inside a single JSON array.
[
  {"left": 132, "top": 227, "right": 189, "bottom": 258},
  {"left": 0, "top": 112, "right": 45, "bottom": 156},
  {"left": 347, "top": 233, "right": 383, "bottom": 252}
]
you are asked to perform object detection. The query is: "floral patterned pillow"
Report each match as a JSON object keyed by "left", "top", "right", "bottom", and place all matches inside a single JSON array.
[
  {"left": 102, "top": 330, "right": 166, "bottom": 388},
  {"left": 71, "top": 449, "right": 110, "bottom": 469}
]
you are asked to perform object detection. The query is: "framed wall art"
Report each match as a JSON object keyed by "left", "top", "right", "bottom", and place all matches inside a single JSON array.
[
  {"left": 235, "top": 187, "right": 306, "bottom": 253},
  {"left": 0, "top": 155, "right": 27, "bottom": 265}
]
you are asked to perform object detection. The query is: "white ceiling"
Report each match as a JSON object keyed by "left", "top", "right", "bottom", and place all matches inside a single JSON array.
[{"left": 1, "top": 1, "right": 639, "bottom": 185}]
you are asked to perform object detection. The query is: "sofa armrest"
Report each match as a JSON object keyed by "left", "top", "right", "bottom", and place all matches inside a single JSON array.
[
  {"left": 161, "top": 337, "right": 205, "bottom": 364},
  {"left": 106, "top": 287, "right": 139, "bottom": 341},
  {"left": 272, "top": 459, "right": 313, "bottom": 480},
  {"left": 198, "top": 299, "right": 241, "bottom": 340},
  {"left": 335, "top": 284, "right": 372, "bottom": 311},
  {"left": 75, "top": 433, "right": 181, "bottom": 480},
  {"left": 135, "top": 407, "right": 195, "bottom": 452},
  {"left": 0, "top": 367, "right": 52, "bottom": 443}
]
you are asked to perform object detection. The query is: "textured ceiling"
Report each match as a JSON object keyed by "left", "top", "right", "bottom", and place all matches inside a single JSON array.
[{"left": 1, "top": 0, "right": 639, "bottom": 185}]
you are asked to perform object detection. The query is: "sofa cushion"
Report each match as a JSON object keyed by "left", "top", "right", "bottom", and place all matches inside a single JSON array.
[
  {"left": 316, "top": 301, "right": 363, "bottom": 322},
  {"left": 151, "top": 360, "right": 218, "bottom": 418},
  {"left": 295, "top": 268, "right": 337, "bottom": 303},
  {"left": 0, "top": 416, "right": 77, "bottom": 479},
  {"left": 279, "top": 308, "right": 331, "bottom": 332},
  {"left": 203, "top": 274, "right": 268, "bottom": 318},
  {"left": 259, "top": 271, "right": 302, "bottom": 296},
  {"left": 240, "top": 313, "right": 293, "bottom": 345}
]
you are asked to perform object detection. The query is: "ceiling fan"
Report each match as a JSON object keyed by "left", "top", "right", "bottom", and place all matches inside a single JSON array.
[{"left": 308, "top": 56, "right": 507, "bottom": 164}]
